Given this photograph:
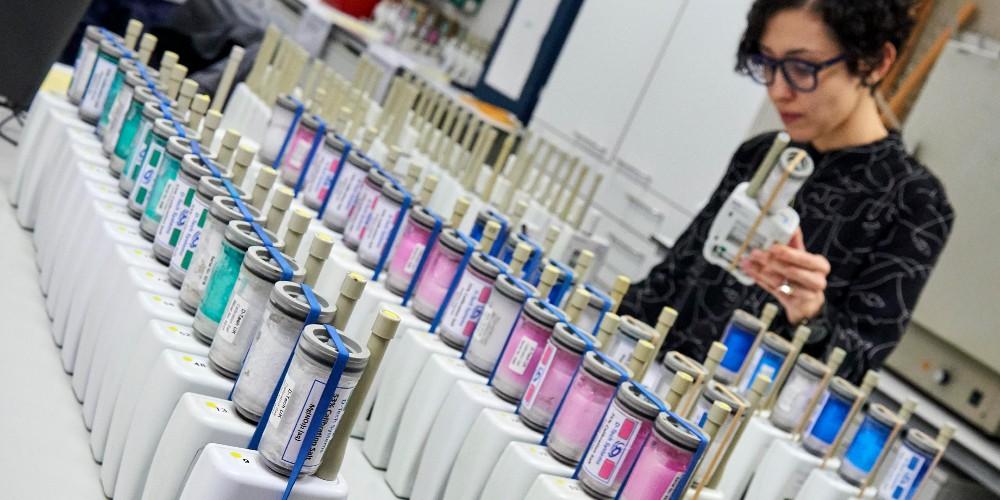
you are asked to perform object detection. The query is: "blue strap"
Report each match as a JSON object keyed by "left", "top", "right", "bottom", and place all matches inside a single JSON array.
[
  {"left": 614, "top": 385, "right": 709, "bottom": 500},
  {"left": 548, "top": 260, "right": 574, "bottom": 306},
  {"left": 583, "top": 283, "right": 612, "bottom": 337},
  {"left": 291, "top": 116, "right": 327, "bottom": 195},
  {"left": 484, "top": 290, "right": 564, "bottom": 387},
  {"left": 272, "top": 97, "right": 305, "bottom": 170},
  {"left": 280, "top": 323, "right": 350, "bottom": 500},
  {"left": 316, "top": 139, "right": 353, "bottom": 219},
  {"left": 429, "top": 231, "right": 477, "bottom": 333},
  {"left": 401, "top": 208, "right": 443, "bottom": 306},
  {"left": 371, "top": 178, "right": 413, "bottom": 282},
  {"left": 247, "top": 284, "right": 323, "bottom": 450}
]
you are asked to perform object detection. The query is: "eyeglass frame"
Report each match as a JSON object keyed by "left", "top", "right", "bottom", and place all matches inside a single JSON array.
[{"left": 745, "top": 52, "right": 847, "bottom": 92}]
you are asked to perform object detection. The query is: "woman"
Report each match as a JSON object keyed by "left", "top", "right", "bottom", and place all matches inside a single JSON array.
[{"left": 618, "top": 0, "right": 954, "bottom": 382}]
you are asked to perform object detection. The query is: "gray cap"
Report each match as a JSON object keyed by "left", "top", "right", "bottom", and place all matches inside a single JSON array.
[
  {"left": 224, "top": 220, "right": 284, "bottom": 252},
  {"left": 347, "top": 150, "right": 374, "bottom": 171},
  {"left": 494, "top": 274, "right": 535, "bottom": 303},
  {"left": 582, "top": 351, "right": 625, "bottom": 385},
  {"left": 550, "top": 322, "right": 595, "bottom": 355},
  {"left": 243, "top": 245, "right": 304, "bottom": 283},
  {"left": 618, "top": 316, "right": 656, "bottom": 343},
  {"left": 655, "top": 412, "right": 702, "bottom": 451},
  {"left": 469, "top": 252, "right": 504, "bottom": 280},
  {"left": 616, "top": 381, "right": 660, "bottom": 419},
  {"left": 210, "top": 196, "right": 262, "bottom": 224},
  {"left": 300, "top": 324, "right": 370, "bottom": 373},
  {"left": 523, "top": 298, "right": 561, "bottom": 329},
  {"left": 438, "top": 228, "right": 471, "bottom": 254},
  {"left": 269, "top": 281, "right": 336, "bottom": 323}
]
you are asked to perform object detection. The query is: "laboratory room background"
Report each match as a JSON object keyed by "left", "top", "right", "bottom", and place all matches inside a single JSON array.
[{"left": 0, "top": 0, "right": 996, "bottom": 499}]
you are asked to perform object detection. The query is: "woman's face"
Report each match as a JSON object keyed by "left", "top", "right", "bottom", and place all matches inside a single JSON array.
[{"left": 759, "top": 8, "right": 868, "bottom": 143}]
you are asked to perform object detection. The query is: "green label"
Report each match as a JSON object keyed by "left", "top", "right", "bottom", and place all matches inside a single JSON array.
[
  {"left": 115, "top": 101, "right": 144, "bottom": 161},
  {"left": 126, "top": 120, "right": 154, "bottom": 181},
  {"left": 99, "top": 69, "right": 125, "bottom": 129},
  {"left": 200, "top": 242, "right": 247, "bottom": 323},
  {"left": 144, "top": 154, "right": 183, "bottom": 222}
]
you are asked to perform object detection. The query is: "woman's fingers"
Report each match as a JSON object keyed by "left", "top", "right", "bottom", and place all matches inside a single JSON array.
[{"left": 770, "top": 244, "right": 831, "bottom": 275}]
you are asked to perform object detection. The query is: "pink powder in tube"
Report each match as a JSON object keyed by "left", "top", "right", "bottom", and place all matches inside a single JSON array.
[
  {"left": 545, "top": 352, "right": 620, "bottom": 465},
  {"left": 491, "top": 299, "right": 561, "bottom": 402},
  {"left": 410, "top": 230, "right": 468, "bottom": 322},
  {"left": 519, "top": 323, "right": 594, "bottom": 431},
  {"left": 618, "top": 413, "right": 700, "bottom": 500},
  {"left": 385, "top": 211, "right": 435, "bottom": 295}
]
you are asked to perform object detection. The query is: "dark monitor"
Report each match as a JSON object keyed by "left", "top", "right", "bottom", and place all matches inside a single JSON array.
[{"left": 0, "top": 0, "right": 91, "bottom": 111}]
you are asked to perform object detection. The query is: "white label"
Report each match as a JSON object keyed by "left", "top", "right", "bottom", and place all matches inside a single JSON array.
[
  {"left": 217, "top": 293, "right": 251, "bottom": 343},
  {"left": 155, "top": 180, "right": 178, "bottom": 217},
  {"left": 286, "top": 133, "right": 313, "bottom": 172},
  {"left": 440, "top": 271, "right": 491, "bottom": 340},
  {"left": 156, "top": 183, "right": 195, "bottom": 248},
  {"left": 123, "top": 120, "right": 153, "bottom": 179},
  {"left": 69, "top": 38, "right": 99, "bottom": 98},
  {"left": 303, "top": 147, "right": 342, "bottom": 201},
  {"left": 878, "top": 444, "right": 928, "bottom": 499},
  {"left": 326, "top": 164, "right": 367, "bottom": 223},
  {"left": 403, "top": 243, "right": 426, "bottom": 274},
  {"left": 343, "top": 186, "right": 379, "bottom": 243},
  {"left": 774, "top": 372, "right": 816, "bottom": 417},
  {"left": 358, "top": 196, "right": 401, "bottom": 262},
  {"left": 508, "top": 337, "right": 538, "bottom": 375},
  {"left": 80, "top": 53, "right": 117, "bottom": 116},
  {"left": 270, "top": 377, "right": 296, "bottom": 426},
  {"left": 521, "top": 342, "right": 557, "bottom": 410},
  {"left": 582, "top": 403, "right": 642, "bottom": 486},
  {"left": 170, "top": 196, "right": 210, "bottom": 272},
  {"left": 474, "top": 303, "right": 500, "bottom": 346},
  {"left": 131, "top": 141, "right": 166, "bottom": 206},
  {"left": 106, "top": 85, "right": 133, "bottom": 140},
  {"left": 280, "top": 376, "right": 358, "bottom": 466}
]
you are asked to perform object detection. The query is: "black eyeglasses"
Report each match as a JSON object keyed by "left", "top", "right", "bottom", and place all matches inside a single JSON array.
[{"left": 745, "top": 53, "right": 846, "bottom": 92}]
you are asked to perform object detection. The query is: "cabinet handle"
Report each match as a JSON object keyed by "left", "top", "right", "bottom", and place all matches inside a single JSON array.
[
  {"left": 615, "top": 159, "right": 652, "bottom": 185},
  {"left": 625, "top": 193, "right": 664, "bottom": 223},
  {"left": 608, "top": 233, "right": 645, "bottom": 263},
  {"left": 572, "top": 131, "right": 608, "bottom": 158}
]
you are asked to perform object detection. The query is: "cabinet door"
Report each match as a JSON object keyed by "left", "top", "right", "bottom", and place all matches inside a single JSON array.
[
  {"left": 532, "top": 0, "right": 685, "bottom": 162},
  {"left": 615, "top": 0, "right": 767, "bottom": 225}
]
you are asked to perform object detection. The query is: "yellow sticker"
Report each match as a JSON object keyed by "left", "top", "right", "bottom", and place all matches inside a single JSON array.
[
  {"left": 206, "top": 401, "right": 218, "bottom": 409},
  {"left": 134, "top": 249, "right": 144, "bottom": 255},
  {"left": 229, "top": 451, "right": 242, "bottom": 459},
  {"left": 182, "top": 355, "right": 193, "bottom": 362},
  {"left": 152, "top": 295, "right": 162, "bottom": 302},
  {"left": 168, "top": 326, "right": 178, "bottom": 332},
  {"left": 146, "top": 271, "right": 154, "bottom": 278}
]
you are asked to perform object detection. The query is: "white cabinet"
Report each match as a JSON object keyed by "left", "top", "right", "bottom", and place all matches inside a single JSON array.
[
  {"left": 530, "top": 0, "right": 772, "bottom": 281},
  {"left": 532, "top": 0, "right": 685, "bottom": 162},
  {"left": 614, "top": 0, "right": 767, "bottom": 238}
]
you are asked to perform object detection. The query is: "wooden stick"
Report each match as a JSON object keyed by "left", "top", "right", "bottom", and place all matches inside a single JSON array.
[
  {"left": 882, "top": 0, "right": 936, "bottom": 93},
  {"left": 793, "top": 348, "right": 846, "bottom": 438},
  {"left": 735, "top": 303, "right": 779, "bottom": 384},
  {"left": 911, "top": 424, "right": 955, "bottom": 500},
  {"left": 764, "top": 325, "right": 811, "bottom": 409},
  {"left": 694, "top": 385, "right": 747, "bottom": 499},
  {"left": 889, "top": 2, "right": 977, "bottom": 119},
  {"left": 822, "top": 371, "right": 878, "bottom": 466},
  {"left": 728, "top": 150, "right": 806, "bottom": 272}
]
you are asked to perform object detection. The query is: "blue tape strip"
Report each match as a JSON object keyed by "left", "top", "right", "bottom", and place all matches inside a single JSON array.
[
  {"left": 548, "top": 260, "right": 574, "bottom": 306},
  {"left": 247, "top": 284, "right": 323, "bottom": 449},
  {"left": 486, "top": 294, "right": 565, "bottom": 387},
  {"left": 281, "top": 323, "right": 350, "bottom": 500},
  {"left": 401, "top": 209, "right": 443, "bottom": 307},
  {"left": 583, "top": 283, "right": 612, "bottom": 337},
  {"left": 292, "top": 117, "right": 327, "bottom": 195},
  {"left": 372, "top": 178, "right": 413, "bottom": 282},
  {"left": 429, "top": 231, "right": 477, "bottom": 333},
  {"left": 272, "top": 98, "right": 305, "bottom": 170}
]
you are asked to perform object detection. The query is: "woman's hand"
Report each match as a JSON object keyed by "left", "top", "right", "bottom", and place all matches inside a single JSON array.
[{"left": 741, "top": 228, "right": 830, "bottom": 324}]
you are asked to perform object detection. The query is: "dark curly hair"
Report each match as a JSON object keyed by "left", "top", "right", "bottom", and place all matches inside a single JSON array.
[{"left": 736, "top": 0, "right": 916, "bottom": 86}]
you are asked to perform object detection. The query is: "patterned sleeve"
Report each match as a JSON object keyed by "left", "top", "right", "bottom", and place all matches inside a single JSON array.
[
  {"left": 805, "top": 173, "right": 955, "bottom": 382},
  {"left": 618, "top": 133, "right": 774, "bottom": 324}
]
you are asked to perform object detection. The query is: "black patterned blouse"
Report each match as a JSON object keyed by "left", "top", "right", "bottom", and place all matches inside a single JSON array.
[{"left": 618, "top": 131, "right": 955, "bottom": 383}]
